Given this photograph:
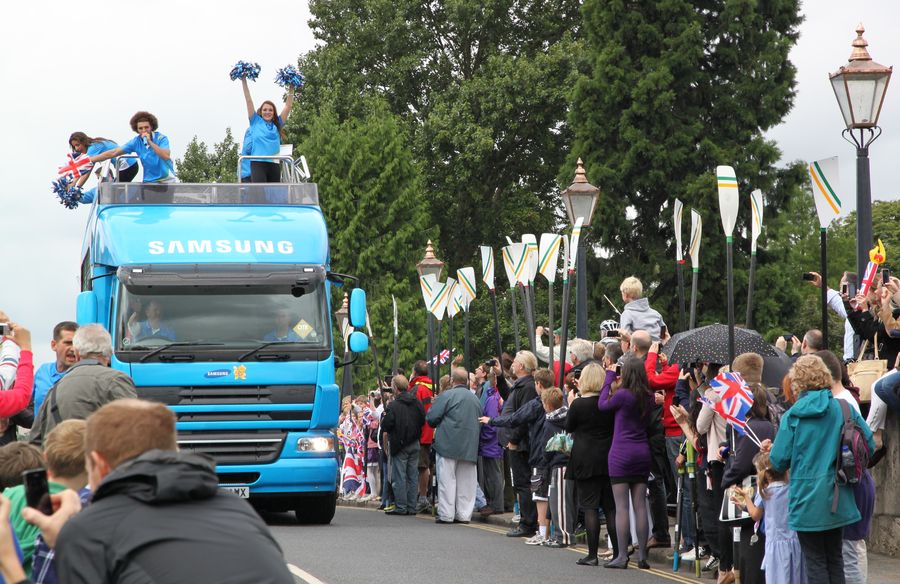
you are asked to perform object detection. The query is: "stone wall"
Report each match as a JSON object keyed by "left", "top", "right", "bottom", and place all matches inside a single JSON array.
[{"left": 870, "top": 410, "right": 899, "bottom": 557}]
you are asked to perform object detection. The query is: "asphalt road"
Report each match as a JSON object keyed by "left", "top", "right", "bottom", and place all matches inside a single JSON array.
[{"left": 267, "top": 506, "right": 703, "bottom": 584}]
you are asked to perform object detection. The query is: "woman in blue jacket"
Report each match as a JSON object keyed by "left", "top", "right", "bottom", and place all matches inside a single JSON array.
[
  {"left": 761, "top": 355, "right": 875, "bottom": 584},
  {"left": 240, "top": 77, "right": 293, "bottom": 183}
]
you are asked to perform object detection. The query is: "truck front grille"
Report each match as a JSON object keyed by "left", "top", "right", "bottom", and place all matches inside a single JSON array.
[{"left": 177, "top": 431, "right": 286, "bottom": 465}]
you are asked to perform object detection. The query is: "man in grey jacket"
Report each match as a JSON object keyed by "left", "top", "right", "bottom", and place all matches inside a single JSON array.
[
  {"left": 30, "top": 324, "right": 136, "bottom": 446},
  {"left": 426, "top": 367, "right": 482, "bottom": 524}
]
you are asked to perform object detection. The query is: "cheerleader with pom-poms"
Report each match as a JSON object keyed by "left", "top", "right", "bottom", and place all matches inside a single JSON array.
[
  {"left": 69, "top": 132, "right": 139, "bottom": 185},
  {"left": 232, "top": 60, "right": 302, "bottom": 183}
]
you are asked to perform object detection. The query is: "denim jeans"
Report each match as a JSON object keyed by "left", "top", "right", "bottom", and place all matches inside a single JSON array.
[{"left": 390, "top": 442, "right": 419, "bottom": 513}]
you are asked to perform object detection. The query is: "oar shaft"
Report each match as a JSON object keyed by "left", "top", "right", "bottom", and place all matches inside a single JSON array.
[
  {"left": 677, "top": 262, "right": 686, "bottom": 333},
  {"left": 746, "top": 252, "right": 757, "bottom": 329},
  {"left": 689, "top": 269, "right": 699, "bottom": 330},
  {"left": 726, "top": 239, "right": 735, "bottom": 365},
  {"left": 557, "top": 276, "right": 572, "bottom": 389},
  {"left": 490, "top": 289, "right": 503, "bottom": 360},
  {"left": 821, "top": 229, "right": 829, "bottom": 345}
]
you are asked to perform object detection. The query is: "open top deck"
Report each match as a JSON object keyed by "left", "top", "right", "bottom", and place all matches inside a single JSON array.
[{"left": 97, "top": 181, "right": 319, "bottom": 206}]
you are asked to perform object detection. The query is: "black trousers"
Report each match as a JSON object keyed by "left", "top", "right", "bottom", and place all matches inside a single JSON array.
[
  {"left": 119, "top": 163, "right": 139, "bottom": 182},
  {"left": 738, "top": 522, "right": 765, "bottom": 584},
  {"left": 250, "top": 161, "right": 281, "bottom": 183},
  {"left": 708, "top": 461, "right": 733, "bottom": 570},
  {"left": 509, "top": 449, "right": 537, "bottom": 531},
  {"left": 798, "top": 528, "right": 845, "bottom": 584},
  {"left": 648, "top": 470, "right": 669, "bottom": 541}
]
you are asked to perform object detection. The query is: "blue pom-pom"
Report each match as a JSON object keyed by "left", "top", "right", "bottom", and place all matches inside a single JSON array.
[
  {"left": 51, "top": 177, "right": 82, "bottom": 210},
  {"left": 275, "top": 65, "right": 305, "bottom": 89},
  {"left": 230, "top": 60, "right": 261, "bottom": 81}
]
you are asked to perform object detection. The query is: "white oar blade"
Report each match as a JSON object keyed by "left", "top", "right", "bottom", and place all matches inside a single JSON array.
[
  {"left": 501, "top": 245, "right": 518, "bottom": 289},
  {"left": 716, "top": 165, "right": 739, "bottom": 237},
  {"left": 689, "top": 209, "right": 702, "bottom": 269},
  {"left": 750, "top": 189, "right": 764, "bottom": 252},
  {"left": 808, "top": 157, "right": 842, "bottom": 229},
  {"left": 522, "top": 234, "right": 539, "bottom": 282},
  {"left": 568, "top": 217, "right": 584, "bottom": 272},
  {"left": 538, "top": 233, "right": 563, "bottom": 283},
  {"left": 674, "top": 199, "right": 684, "bottom": 262},
  {"left": 457, "top": 267, "right": 477, "bottom": 310},
  {"left": 419, "top": 274, "right": 437, "bottom": 306},
  {"left": 479, "top": 246, "right": 495, "bottom": 290}
]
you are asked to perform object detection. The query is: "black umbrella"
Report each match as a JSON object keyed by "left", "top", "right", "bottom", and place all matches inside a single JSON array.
[
  {"left": 662, "top": 323, "right": 779, "bottom": 366},
  {"left": 761, "top": 348, "right": 793, "bottom": 389}
]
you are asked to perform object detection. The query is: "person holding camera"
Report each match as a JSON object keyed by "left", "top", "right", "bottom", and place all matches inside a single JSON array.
[{"left": 0, "top": 323, "right": 34, "bottom": 423}]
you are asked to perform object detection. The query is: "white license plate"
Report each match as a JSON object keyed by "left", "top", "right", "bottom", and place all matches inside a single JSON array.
[{"left": 220, "top": 486, "right": 250, "bottom": 498}]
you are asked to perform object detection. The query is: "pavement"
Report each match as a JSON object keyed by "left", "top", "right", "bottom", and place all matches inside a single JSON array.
[{"left": 316, "top": 498, "right": 900, "bottom": 583}]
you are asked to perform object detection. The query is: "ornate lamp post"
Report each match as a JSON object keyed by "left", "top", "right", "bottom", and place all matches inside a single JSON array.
[
  {"left": 561, "top": 159, "right": 600, "bottom": 339},
  {"left": 416, "top": 241, "right": 444, "bottom": 389},
  {"left": 830, "top": 24, "right": 892, "bottom": 276}
]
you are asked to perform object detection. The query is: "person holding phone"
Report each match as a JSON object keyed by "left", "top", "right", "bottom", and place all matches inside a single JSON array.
[
  {"left": 88, "top": 111, "right": 176, "bottom": 184},
  {"left": 804, "top": 270, "right": 862, "bottom": 361}
]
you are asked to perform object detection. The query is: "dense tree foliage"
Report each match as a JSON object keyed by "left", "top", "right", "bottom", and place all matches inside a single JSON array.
[{"left": 174, "top": 128, "right": 240, "bottom": 183}]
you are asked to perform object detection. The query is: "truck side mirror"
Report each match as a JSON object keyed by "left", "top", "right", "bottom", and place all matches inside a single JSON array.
[
  {"left": 349, "top": 288, "right": 367, "bottom": 329},
  {"left": 76, "top": 291, "right": 98, "bottom": 324},
  {"left": 348, "top": 331, "right": 369, "bottom": 353}
]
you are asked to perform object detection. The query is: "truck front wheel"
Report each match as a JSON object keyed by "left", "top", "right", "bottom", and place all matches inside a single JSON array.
[{"left": 294, "top": 492, "right": 336, "bottom": 525}]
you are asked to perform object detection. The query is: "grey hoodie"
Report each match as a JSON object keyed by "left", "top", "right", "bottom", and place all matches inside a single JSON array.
[{"left": 620, "top": 297, "right": 665, "bottom": 340}]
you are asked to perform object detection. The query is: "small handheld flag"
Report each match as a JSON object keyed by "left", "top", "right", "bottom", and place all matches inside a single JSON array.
[
  {"left": 58, "top": 153, "right": 93, "bottom": 180},
  {"left": 860, "top": 240, "right": 887, "bottom": 297}
]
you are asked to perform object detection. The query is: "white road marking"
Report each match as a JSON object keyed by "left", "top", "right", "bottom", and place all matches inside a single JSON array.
[{"left": 287, "top": 563, "right": 329, "bottom": 584}]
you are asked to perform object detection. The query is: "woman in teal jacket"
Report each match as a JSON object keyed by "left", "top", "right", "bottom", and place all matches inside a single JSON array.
[{"left": 761, "top": 355, "right": 874, "bottom": 584}]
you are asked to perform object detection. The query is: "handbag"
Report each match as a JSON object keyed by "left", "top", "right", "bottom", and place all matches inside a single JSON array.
[
  {"left": 545, "top": 432, "right": 573, "bottom": 454},
  {"left": 720, "top": 475, "right": 757, "bottom": 523},
  {"left": 848, "top": 334, "right": 888, "bottom": 402}
]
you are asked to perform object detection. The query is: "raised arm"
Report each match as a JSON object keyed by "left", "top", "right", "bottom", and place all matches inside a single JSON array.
[
  {"left": 280, "top": 91, "right": 293, "bottom": 121},
  {"left": 89, "top": 147, "right": 124, "bottom": 163},
  {"left": 242, "top": 78, "right": 255, "bottom": 119}
]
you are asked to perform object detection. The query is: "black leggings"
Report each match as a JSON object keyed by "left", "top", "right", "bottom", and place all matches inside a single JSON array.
[
  {"left": 577, "top": 477, "right": 618, "bottom": 560},
  {"left": 611, "top": 481, "right": 649, "bottom": 563},
  {"left": 250, "top": 161, "right": 281, "bottom": 183}
]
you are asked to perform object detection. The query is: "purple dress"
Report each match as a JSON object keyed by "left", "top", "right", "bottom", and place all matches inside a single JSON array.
[{"left": 597, "top": 373, "right": 652, "bottom": 479}]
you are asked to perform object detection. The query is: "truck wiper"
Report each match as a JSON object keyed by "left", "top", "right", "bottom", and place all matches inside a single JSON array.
[
  {"left": 238, "top": 341, "right": 297, "bottom": 362},
  {"left": 136, "top": 341, "right": 225, "bottom": 363}
]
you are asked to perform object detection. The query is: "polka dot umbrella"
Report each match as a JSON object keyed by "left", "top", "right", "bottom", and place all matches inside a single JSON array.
[{"left": 661, "top": 323, "right": 779, "bottom": 366}]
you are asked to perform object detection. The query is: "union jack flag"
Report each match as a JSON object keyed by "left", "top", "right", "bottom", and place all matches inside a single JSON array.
[
  {"left": 699, "top": 371, "right": 754, "bottom": 436},
  {"left": 859, "top": 261, "right": 878, "bottom": 297},
  {"left": 57, "top": 153, "right": 94, "bottom": 179},
  {"left": 431, "top": 348, "right": 451, "bottom": 365}
]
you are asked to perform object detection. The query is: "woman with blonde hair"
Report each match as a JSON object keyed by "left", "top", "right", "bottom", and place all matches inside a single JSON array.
[
  {"left": 760, "top": 355, "right": 874, "bottom": 584},
  {"left": 564, "top": 361, "right": 618, "bottom": 566}
]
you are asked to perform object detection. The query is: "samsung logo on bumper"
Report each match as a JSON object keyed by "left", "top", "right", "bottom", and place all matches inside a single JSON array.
[
  {"left": 148, "top": 240, "right": 294, "bottom": 255},
  {"left": 205, "top": 369, "right": 231, "bottom": 379}
]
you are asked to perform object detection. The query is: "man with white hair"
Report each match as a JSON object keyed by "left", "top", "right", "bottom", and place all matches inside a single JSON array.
[{"left": 29, "top": 324, "right": 136, "bottom": 446}]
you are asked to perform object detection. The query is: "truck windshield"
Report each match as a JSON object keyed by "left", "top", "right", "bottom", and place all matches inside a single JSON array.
[{"left": 116, "top": 283, "right": 330, "bottom": 354}]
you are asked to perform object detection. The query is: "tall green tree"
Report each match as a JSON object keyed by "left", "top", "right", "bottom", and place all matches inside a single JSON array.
[
  {"left": 300, "top": 100, "right": 436, "bottom": 389},
  {"left": 175, "top": 128, "right": 240, "bottom": 183},
  {"left": 288, "top": 0, "right": 583, "bottom": 270},
  {"left": 568, "top": 0, "right": 805, "bottom": 337}
]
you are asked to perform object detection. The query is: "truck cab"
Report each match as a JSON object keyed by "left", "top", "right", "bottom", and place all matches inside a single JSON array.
[{"left": 76, "top": 177, "right": 368, "bottom": 524}]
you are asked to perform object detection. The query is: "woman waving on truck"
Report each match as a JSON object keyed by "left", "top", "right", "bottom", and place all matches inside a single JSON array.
[{"left": 241, "top": 77, "right": 292, "bottom": 183}]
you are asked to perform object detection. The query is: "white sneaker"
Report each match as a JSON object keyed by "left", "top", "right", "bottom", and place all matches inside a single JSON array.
[
  {"left": 512, "top": 514, "right": 521, "bottom": 523},
  {"left": 524, "top": 534, "right": 547, "bottom": 546},
  {"left": 680, "top": 549, "right": 696, "bottom": 561}
]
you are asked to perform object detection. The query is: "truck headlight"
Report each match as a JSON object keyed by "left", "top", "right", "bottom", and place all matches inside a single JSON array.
[{"left": 298, "top": 437, "right": 333, "bottom": 452}]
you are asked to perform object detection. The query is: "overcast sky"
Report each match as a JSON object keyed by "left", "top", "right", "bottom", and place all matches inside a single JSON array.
[{"left": 2, "top": 1, "right": 898, "bottom": 364}]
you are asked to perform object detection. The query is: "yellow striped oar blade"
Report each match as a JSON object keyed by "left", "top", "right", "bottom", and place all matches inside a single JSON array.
[
  {"left": 501, "top": 245, "right": 517, "bottom": 289},
  {"left": 568, "top": 217, "right": 584, "bottom": 272},
  {"left": 674, "top": 198, "right": 684, "bottom": 262},
  {"left": 480, "top": 246, "right": 495, "bottom": 290},
  {"left": 750, "top": 189, "right": 764, "bottom": 253},
  {"left": 716, "top": 165, "right": 739, "bottom": 237},
  {"left": 419, "top": 274, "right": 436, "bottom": 306},
  {"left": 808, "top": 157, "right": 841, "bottom": 229},
  {"left": 522, "top": 234, "right": 539, "bottom": 283},
  {"left": 538, "top": 233, "right": 563, "bottom": 283},
  {"left": 456, "top": 267, "right": 477, "bottom": 310},
  {"left": 689, "top": 209, "right": 702, "bottom": 270}
]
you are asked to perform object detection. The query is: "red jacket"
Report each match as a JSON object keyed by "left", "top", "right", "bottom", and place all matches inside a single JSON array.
[
  {"left": 0, "top": 350, "right": 33, "bottom": 418},
  {"left": 411, "top": 376, "right": 435, "bottom": 444},
  {"left": 645, "top": 352, "right": 682, "bottom": 437}
]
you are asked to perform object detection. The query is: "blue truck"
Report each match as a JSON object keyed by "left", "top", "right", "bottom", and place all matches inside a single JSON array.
[{"left": 74, "top": 174, "right": 369, "bottom": 524}]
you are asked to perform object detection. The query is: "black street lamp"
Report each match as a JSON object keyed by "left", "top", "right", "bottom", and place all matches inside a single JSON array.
[
  {"left": 830, "top": 24, "right": 892, "bottom": 276},
  {"left": 416, "top": 240, "right": 444, "bottom": 389},
  {"left": 561, "top": 159, "right": 600, "bottom": 339}
]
